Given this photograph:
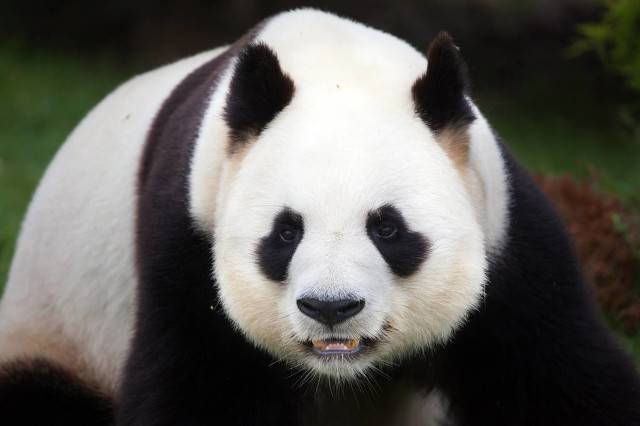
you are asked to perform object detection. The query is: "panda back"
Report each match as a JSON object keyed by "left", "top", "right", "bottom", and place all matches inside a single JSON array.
[{"left": 0, "top": 47, "right": 226, "bottom": 394}]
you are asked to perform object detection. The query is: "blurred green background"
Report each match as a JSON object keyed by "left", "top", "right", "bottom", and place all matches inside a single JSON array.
[{"left": 1, "top": 0, "right": 639, "bottom": 361}]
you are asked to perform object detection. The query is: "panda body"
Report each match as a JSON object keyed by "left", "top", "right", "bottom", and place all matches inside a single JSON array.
[{"left": 1, "top": 9, "right": 639, "bottom": 426}]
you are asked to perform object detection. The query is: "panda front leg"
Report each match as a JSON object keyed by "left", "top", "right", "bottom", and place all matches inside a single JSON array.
[
  {"left": 430, "top": 157, "right": 640, "bottom": 426},
  {"left": 116, "top": 228, "right": 301, "bottom": 426},
  {"left": 116, "top": 310, "right": 301, "bottom": 426},
  {"left": 436, "top": 310, "right": 640, "bottom": 425},
  {"left": 119, "top": 129, "right": 303, "bottom": 425},
  {"left": 433, "top": 308, "right": 640, "bottom": 426}
]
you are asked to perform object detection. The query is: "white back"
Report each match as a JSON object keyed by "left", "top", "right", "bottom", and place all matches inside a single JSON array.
[{"left": 0, "top": 48, "right": 226, "bottom": 392}]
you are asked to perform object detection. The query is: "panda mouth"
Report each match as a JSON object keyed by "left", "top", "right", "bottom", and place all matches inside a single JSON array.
[
  {"left": 304, "top": 337, "right": 375, "bottom": 356},
  {"left": 312, "top": 338, "right": 361, "bottom": 354}
]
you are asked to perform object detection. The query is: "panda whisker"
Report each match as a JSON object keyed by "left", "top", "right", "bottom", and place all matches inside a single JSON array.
[
  {"left": 361, "top": 371, "right": 381, "bottom": 401},
  {"left": 268, "top": 357, "right": 285, "bottom": 368},
  {"left": 368, "top": 363, "right": 392, "bottom": 381},
  {"left": 294, "top": 368, "right": 315, "bottom": 389}
]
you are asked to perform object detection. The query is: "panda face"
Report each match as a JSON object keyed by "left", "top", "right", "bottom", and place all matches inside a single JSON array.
[
  {"left": 213, "top": 89, "right": 487, "bottom": 380},
  {"left": 195, "top": 11, "right": 497, "bottom": 381}
]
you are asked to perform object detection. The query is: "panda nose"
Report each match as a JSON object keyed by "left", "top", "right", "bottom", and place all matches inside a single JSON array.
[{"left": 297, "top": 297, "right": 365, "bottom": 326}]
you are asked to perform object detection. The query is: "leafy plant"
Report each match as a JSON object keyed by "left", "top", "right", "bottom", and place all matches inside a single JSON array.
[
  {"left": 536, "top": 173, "right": 640, "bottom": 333},
  {"left": 572, "top": 0, "right": 640, "bottom": 91},
  {"left": 571, "top": 0, "right": 640, "bottom": 140}
]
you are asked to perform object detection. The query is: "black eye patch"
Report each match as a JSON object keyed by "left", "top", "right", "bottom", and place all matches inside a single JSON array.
[
  {"left": 256, "top": 208, "right": 304, "bottom": 282},
  {"left": 366, "top": 205, "right": 430, "bottom": 277}
]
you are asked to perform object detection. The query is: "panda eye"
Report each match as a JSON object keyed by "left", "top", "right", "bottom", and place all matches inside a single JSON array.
[
  {"left": 279, "top": 227, "right": 299, "bottom": 243},
  {"left": 374, "top": 223, "right": 398, "bottom": 240}
]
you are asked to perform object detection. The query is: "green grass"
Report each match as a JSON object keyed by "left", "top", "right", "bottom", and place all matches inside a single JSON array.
[
  {"left": 0, "top": 45, "right": 639, "bottom": 363},
  {"left": 477, "top": 77, "right": 640, "bottom": 208},
  {"left": 0, "top": 46, "right": 128, "bottom": 287}
]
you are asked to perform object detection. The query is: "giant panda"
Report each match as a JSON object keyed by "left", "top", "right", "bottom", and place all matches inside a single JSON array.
[{"left": 0, "top": 8, "right": 638, "bottom": 426}]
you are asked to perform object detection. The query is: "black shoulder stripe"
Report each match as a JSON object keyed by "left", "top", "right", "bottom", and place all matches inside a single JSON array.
[
  {"left": 139, "top": 28, "right": 261, "bottom": 189},
  {"left": 124, "top": 22, "right": 300, "bottom": 425}
]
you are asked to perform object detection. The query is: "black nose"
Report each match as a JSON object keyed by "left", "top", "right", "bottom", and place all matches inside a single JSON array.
[{"left": 297, "top": 297, "right": 365, "bottom": 326}]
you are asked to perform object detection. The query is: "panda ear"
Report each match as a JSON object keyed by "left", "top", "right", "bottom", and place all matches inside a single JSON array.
[
  {"left": 224, "top": 43, "right": 295, "bottom": 153},
  {"left": 412, "top": 32, "right": 474, "bottom": 133}
]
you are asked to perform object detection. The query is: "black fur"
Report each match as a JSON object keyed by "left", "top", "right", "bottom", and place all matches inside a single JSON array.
[
  {"left": 412, "top": 31, "right": 475, "bottom": 133},
  {"left": 256, "top": 208, "right": 304, "bottom": 282},
  {"left": 429, "top": 144, "right": 640, "bottom": 425},
  {"left": 0, "top": 358, "right": 113, "bottom": 426},
  {"left": 224, "top": 43, "right": 294, "bottom": 153},
  {"left": 366, "top": 204, "right": 430, "bottom": 277}
]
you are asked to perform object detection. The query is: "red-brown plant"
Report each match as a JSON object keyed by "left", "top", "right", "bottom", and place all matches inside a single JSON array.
[{"left": 536, "top": 174, "right": 640, "bottom": 333}]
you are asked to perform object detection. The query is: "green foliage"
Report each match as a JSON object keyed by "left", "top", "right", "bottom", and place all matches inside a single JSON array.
[
  {"left": 0, "top": 46, "right": 127, "bottom": 290},
  {"left": 572, "top": 0, "right": 640, "bottom": 93},
  {"left": 477, "top": 83, "right": 640, "bottom": 210},
  {"left": 571, "top": 0, "right": 640, "bottom": 141}
]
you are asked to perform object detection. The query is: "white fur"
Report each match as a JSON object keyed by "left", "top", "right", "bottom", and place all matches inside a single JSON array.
[
  {"left": 0, "top": 48, "right": 226, "bottom": 392},
  {"left": 467, "top": 103, "right": 510, "bottom": 254}
]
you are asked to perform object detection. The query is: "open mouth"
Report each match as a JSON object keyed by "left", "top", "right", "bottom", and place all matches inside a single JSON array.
[{"left": 303, "top": 337, "right": 377, "bottom": 357}]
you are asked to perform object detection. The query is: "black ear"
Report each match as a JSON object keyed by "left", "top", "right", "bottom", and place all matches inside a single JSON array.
[
  {"left": 224, "top": 43, "right": 295, "bottom": 153},
  {"left": 412, "top": 32, "right": 474, "bottom": 133}
]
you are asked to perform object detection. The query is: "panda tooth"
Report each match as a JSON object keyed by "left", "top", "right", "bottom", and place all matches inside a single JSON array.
[
  {"left": 312, "top": 340, "right": 328, "bottom": 351},
  {"left": 311, "top": 338, "right": 361, "bottom": 352}
]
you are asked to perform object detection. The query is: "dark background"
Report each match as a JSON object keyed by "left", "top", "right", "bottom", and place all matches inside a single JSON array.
[{"left": 0, "top": 0, "right": 613, "bottom": 89}]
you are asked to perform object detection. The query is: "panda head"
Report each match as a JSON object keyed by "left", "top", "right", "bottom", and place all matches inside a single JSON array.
[{"left": 194, "top": 11, "right": 506, "bottom": 381}]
